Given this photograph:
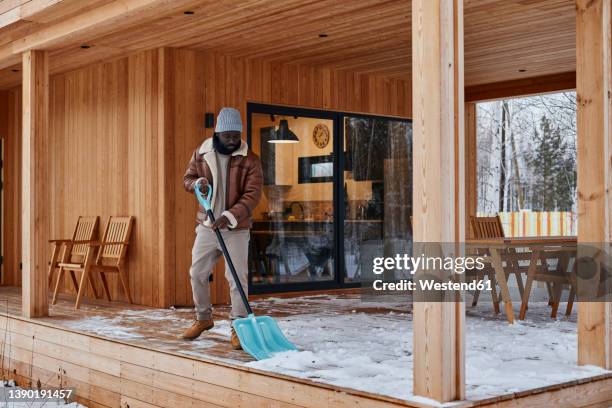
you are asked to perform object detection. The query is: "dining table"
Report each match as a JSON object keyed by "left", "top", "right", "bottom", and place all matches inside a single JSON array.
[{"left": 466, "top": 236, "right": 577, "bottom": 324}]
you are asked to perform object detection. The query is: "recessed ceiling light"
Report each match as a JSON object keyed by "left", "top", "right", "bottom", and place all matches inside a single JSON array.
[
  {"left": 80, "top": 44, "right": 91, "bottom": 49},
  {"left": 518, "top": 69, "right": 526, "bottom": 72},
  {"left": 319, "top": 33, "right": 328, "bottom": 38},
  {"left": 184, "top": 10, "right": 194, "bottom": 15}
]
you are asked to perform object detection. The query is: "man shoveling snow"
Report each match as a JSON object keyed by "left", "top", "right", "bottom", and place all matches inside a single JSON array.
[{"left": 180, "top": 107, "right": 263, "bottom": 350}]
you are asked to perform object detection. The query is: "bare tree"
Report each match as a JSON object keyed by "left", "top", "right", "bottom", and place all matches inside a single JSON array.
[{"left": 476, "top": 91, "right": 577, "bottom": 214}]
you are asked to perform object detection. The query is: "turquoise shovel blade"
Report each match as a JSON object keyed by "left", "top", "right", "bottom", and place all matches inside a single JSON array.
[{"left": 233, "top": 314, "right": 297, "bottom": 360}]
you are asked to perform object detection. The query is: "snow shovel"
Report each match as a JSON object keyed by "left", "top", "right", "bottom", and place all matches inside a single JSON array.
[{"left": 195, "top": 183, "right": 297, "bottom": 360}]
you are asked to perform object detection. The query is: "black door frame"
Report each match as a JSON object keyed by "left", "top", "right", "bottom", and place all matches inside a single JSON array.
[{"left": 246, "top": 102, "right": 411, "bottom": 294}]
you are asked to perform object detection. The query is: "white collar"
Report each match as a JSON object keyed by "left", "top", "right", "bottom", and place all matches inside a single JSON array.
[{"left": 198, "top": 137, "right": 248, "bottom": 156}]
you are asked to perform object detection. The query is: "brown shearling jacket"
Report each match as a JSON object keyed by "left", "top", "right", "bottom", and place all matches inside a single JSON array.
[{"left": 183, "top": 138, "right": 263, "bottom": 230}]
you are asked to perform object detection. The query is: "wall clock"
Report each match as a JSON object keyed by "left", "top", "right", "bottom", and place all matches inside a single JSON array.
[{"left": 313, "top": 123, "right": 330, "bottom": 149}]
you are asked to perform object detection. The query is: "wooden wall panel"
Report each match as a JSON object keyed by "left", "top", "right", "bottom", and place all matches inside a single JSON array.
[
  {"left": 45, "top": 50, "right": 166, "bottom": 306},
  {"left": 3, "top": 47, "right": 411, "bottom": 308},
  {"left": 1, "top": 88, "right": 21, "bottom": 287},
  {"left": 46, "top": 51, "right": 155, "bottom": 305},
  {"left": 172, "top": 50, "right": 412, "bottom": 306},
  {"left": 0, "top": 90, "right": 5, "bottom": 282},
  {"left": 169, "top": 48, "right": 207, "bottom": 307},
  {"left": 127, "top": 49, "right": 162, "bottom": 307}
]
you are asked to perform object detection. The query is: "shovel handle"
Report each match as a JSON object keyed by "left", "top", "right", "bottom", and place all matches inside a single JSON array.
[
  {"left": 207, "top": 209, "right": 254, "bottom": 315},
  {"left": 194, "top": 182, "right": 213, "bottom": 211},
  {"left": 195, "top": 183, "right": 253, "bottom": 315}
]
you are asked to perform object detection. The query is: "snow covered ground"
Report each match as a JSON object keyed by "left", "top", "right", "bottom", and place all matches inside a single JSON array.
[
  {"left": 241, "top": 297, "right": 608, "bottom": 401},
  {"left": 54, "top": 295, "right": 609, "bottom": 403}
]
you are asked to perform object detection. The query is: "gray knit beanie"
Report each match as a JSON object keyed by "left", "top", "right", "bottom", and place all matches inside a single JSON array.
[{"left": 215, "top": 107, "right": 243, "bottom": 133}]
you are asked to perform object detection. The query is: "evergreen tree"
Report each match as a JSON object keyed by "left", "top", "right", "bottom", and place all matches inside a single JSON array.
[{"left": 527, "top": 115, "right": 576, "bottom": 211}]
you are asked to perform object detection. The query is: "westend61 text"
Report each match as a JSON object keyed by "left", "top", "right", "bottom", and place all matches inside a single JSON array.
[{"left": 371, "top": 279, "right": 493, "bottom": 292}]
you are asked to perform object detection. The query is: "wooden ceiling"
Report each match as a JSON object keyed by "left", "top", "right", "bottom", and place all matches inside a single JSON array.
[{"left": 0, "top": 0, "right": 576, "bottom": 90}]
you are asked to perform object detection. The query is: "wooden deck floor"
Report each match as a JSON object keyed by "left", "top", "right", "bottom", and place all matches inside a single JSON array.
[
  {"left": 0, "top": 286, "right": 611, "bottom": 408},
  {"left": 0, "top": 287, "right": 410, "bottom": 365}
]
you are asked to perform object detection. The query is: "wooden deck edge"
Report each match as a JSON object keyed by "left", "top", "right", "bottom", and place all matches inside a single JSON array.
[
  {"left": 466, "top": 374, "right": 612, "bottom": 407},
  {"left": 0, "top": 312, "right": 432, "bottom": 408},
  {"left": 456, "top": 373, "right": 612, "bottom": 408},
  {"left": 1, "top": 310, "right": 609, "bottom": 408}
]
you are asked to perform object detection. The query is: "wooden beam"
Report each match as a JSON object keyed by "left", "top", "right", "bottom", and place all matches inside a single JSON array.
[
  {"left": 0, "top": 54, "right": 22, "bottom": 71},
  {"left": 465, "top": 102, "right": 477, "bottom": 239},
  {"left": 0, "top": 0, "right": 198, "bottom": 67},
  {"left": 157, "top": 47, "right": 175, "bottom": 308},
  {"left": 10, "top": 0, "right": 160, "bottom": 53},
  {"left": 576, "top": 0, "right": 612, "bottom": 369},
  {"left": 0, "top": 0, "right": 64, "bottom": 30},
  {"left": 21, "top": 49, "right": 49, "bottom": 318},
  {"left": 465, "top": 71, "right": 576, "bottom": 102},
  {"left": 412, "top": 0, "right": 465, "bottom": 402}
]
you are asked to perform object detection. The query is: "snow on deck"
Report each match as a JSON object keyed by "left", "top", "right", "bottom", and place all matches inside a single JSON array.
[
  {"left": 43, "top": 294, "right": 609, "bottom": 402},
  {"left": 247, "top": 303, "right": 606, "bottom": 399},
  {"left": 244, "top": 297, "right": 607, "bottom": 400}
]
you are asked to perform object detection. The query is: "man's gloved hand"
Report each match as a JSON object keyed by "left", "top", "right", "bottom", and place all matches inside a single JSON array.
[
  {"left": 196, "top": 177, "right": 208, "bottom": 190},
  {"left": 212, "top": 215, "right": 230, "bottom": 230}
]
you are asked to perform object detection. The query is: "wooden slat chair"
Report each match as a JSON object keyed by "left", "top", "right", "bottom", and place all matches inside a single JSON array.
[
  {"left": 89, "top": 216, "right": 135, "bottom": 306},
  {"left": 51, "top": 240, "right": 98, "bottom": 309},
  {"left": 48, "top": 216, "right": 99, "bottom": 290},
  {"left": 468, "top": 215, "right": 526, "bottom": 311},
  {"left": 519, "top": 245, "right": 576, "bottom": 319},
  {"left": 471, "top": 216, "right": 504, "bottom": 239}
]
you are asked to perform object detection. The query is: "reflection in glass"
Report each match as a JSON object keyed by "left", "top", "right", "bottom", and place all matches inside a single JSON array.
[
  {"left": 312, "top": 162, "right": 333, "bottom": 178},
  {"left": 250, "top": 113, "right": 335, "bottom": 285},
  {"left": 343, "top": 117, "right": 412, "bottom": 283}
]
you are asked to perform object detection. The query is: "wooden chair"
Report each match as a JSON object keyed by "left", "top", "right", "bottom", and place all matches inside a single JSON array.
[
  {"left": 471, "top": 216, "right": 504, "bottom": 239},
  {"left": 89, "top": 216, "right": 135, "bottom": 305},
  {"left": 519, "top": 245, "right": 575, "bottom": 319},
  {"left": 468, "top": 215, "right": 525, "bottom": 311},
  {"left": 48, "top": 216, "right": 99, "bottom": 290},
  {"left": 53, "top": 216, "right": 134, "bottom": 309},
  {"left": 48, "top": 216, "right": 100, "bottom": 304}
]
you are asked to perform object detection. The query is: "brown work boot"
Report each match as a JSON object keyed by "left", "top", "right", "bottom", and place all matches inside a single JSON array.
[
  {"left": 230, "top": 327, "right": 242, "bottom": 350},
  {"left": 179, "top": 319, "right": 214, "bottom": 340}
]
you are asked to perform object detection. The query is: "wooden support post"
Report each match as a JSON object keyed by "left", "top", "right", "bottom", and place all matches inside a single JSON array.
[
  {"left": 21, "top": 49, "right": 49, "bottom": 318},
  {"left": 465, "top": 103, "right": 477, "bottom": 239},
  {"left": 576, "top": 0, "right": 612, "bottom": 369},
  {"left": 412, "top": 0, "right": 465, "bottom": 402}
]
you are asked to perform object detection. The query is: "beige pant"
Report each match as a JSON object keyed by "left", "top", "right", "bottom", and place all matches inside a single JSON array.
[{"left": 190, "top": 224, "right": 250, "bottom": 320}]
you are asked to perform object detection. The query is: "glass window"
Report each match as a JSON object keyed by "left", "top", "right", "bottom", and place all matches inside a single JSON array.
[
  {"left": 247, "top": 104, "right": 412, "bottom": 293},
  {"left": 343, "top": 116, "right": 412, "bottom": 283},
  {"left": 250, "top": 113, "right": 335, "bottom": 286}
]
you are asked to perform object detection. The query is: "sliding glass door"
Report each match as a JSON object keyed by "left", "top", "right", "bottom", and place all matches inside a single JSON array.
[
  {"left": 249, "top": 106, "right": 337, "bottom": 291},
  {"left": 343, "top": 116, "right": 413, "bottom": 283},
  {"left": 247, "top": 103, "right": 411, "bottom": 294}
]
